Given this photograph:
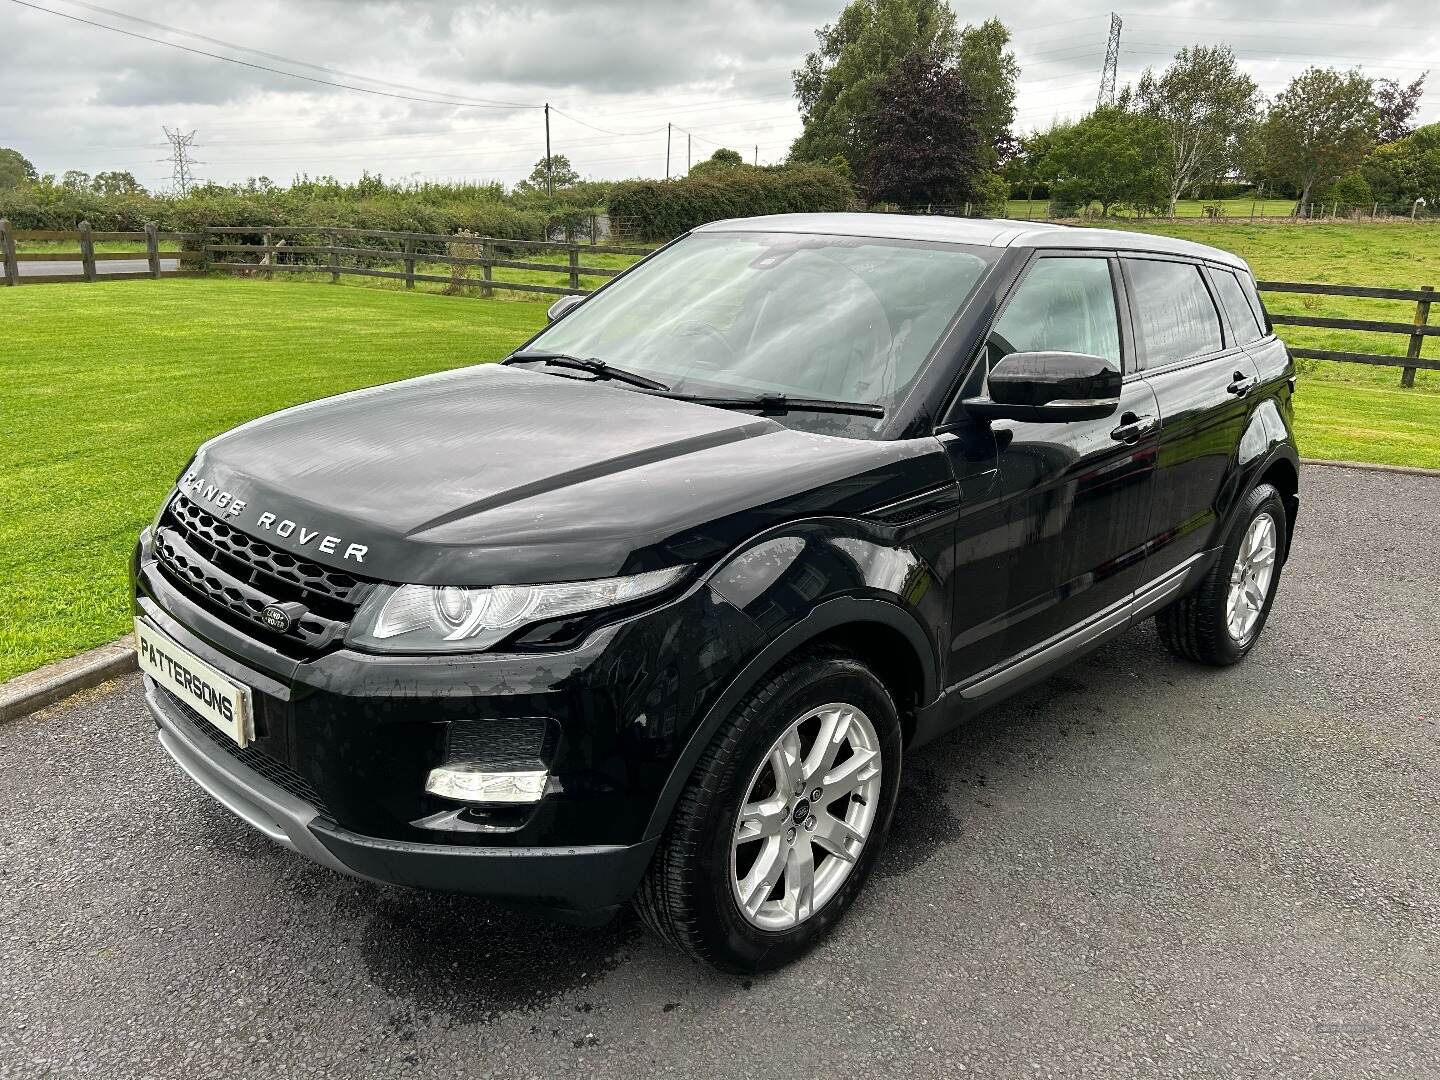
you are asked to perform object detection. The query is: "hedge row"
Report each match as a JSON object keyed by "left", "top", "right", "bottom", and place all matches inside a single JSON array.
[
  {"left": 0, "top": 187, "right": 598, "bottom": 239},
  {"left": 607, "top": 165, "right": 855, "bottom": 242}
]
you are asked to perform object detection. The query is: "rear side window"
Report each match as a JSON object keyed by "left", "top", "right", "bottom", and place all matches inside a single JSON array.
[
  {"left": 1211, "top": 269, "right": 1265, "bottom": 345},
  {"left": 1124, "top": 258, "right": 1223, "bottom": 368}
]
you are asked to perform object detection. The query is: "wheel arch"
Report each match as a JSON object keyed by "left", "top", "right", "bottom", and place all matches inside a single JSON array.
[{"left": 641, "top": 597, "right": 937, "bottom": 841}]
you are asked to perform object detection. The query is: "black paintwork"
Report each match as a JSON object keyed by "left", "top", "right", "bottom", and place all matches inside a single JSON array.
[{"left": 132, "top": 214, "right": 1299, "bottom": 919}]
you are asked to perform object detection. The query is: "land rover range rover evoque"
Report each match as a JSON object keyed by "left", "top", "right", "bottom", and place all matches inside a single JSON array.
[{"left": 133, "top": 214, "right": 1299, "bottom": 972}]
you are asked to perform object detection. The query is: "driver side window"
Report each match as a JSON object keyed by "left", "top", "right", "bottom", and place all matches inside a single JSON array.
[{"left": 988, "top": 257, "right": 1122, "bottom": 369}]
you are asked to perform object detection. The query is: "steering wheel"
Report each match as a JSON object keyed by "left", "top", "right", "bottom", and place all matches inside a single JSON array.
[{"left": 673, "top": 319, "right": 739, "bottom": 365}]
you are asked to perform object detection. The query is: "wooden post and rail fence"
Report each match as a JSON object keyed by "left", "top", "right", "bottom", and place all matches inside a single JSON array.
[
  {"left": 0, "top": 219, "right": 204, "bottom": 284},
  {"left": 1258, "top": 280, "right": 1437, "bottom": 388},
  {"left": 2, "top": 220, "right": 1434, "bottom": 388},
  {"left": 201, "top": 226, "right": 650, "bottom": 299}
]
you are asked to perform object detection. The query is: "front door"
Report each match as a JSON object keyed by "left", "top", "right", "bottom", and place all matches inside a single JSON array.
[{"left": 945, "top": 253, "right": 1158, "bottom": 685}]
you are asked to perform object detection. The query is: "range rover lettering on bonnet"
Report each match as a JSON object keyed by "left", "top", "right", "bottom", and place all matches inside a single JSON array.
[{"left": 180, "top": 471, "right": 368, "bottom": 564}]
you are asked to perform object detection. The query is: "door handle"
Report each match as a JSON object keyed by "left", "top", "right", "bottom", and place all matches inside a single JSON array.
[
  {"left": 1110, "top": 412, "right": 1157, "bottom": 444},
  {"left": 1227, "top": 372, "right": 1258, "bottom": 396}
]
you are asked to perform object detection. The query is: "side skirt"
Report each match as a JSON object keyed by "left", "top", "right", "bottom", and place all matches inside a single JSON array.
[{"left": 911, "top": 551, "right": 1214, "bottom": 748}]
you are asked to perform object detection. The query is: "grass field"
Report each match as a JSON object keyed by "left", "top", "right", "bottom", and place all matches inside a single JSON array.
[
  {"left": 4, "top": 218, "right": 1439, "bottom": 680},
  {"left": 0, "top": 279, "right": 546, "bottom": 681}
]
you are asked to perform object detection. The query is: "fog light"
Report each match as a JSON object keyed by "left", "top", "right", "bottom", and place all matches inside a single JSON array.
[{"left": 424, "top": 766, "right": 551, "bottom": 805}]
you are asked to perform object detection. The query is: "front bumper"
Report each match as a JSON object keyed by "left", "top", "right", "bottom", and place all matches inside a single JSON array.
[
  {"left": 146, "top": 677, "right": 658, "bottom": 923},
  {"left": 133, "top": 526, "right": 762, "bottom": 919}
]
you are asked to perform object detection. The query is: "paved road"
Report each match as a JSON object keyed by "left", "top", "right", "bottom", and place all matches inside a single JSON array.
[
  {"left": 2, "top": 464, "right": 1437, "bottom": 1079},
  {"left": 18, "top": 258, "right": 180, "bottom": 277}
]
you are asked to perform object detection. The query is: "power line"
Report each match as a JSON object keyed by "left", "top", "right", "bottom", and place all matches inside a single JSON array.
[
  {"left": 48, "top": 0, "right": 539, "bottom": 108},
  {"left": 5, "top": 0, "right": 542, "bottom": 109}
]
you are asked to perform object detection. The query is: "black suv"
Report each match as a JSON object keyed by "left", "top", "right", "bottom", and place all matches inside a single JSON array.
[{"left": 132, "top": 214, "right": 1298, "bottom": 972}]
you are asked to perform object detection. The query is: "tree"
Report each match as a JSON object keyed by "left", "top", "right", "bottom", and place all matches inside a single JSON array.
[
  {"left": 956, "top": 18, "right": 1019, "bottom": 167},
  {"left": 0, "top": 147, "right": 37, "bottom": 189},
  {"left": 689, "top": 147, "right": 746, "bottom": 177},
  {"left": 519, "top": 153, "right": 579, "bottom": 192},
  {"left": 1039, "top": 107, "right": 1169, "bottom": 217},
  {"left": 1374, "top": 74, "right": 1427, "bottom": 144},
  {"left": 790, "top": 0, "right": 960, "bottom": 172},
  {"left": 1362, "top": 122, "right": 1440, "bottom": 207},
  {"left": 858, "top": 47, "right": 983, "bottom": 207},
  {"left": 92, "top": 170, "right": 145, "bottom": 195},
  {"left": 1131, "top": 45, "right": 1259, "bottom": 216},
  {"left": 60, "top": 169, "right": 92, "bottom": 192},
  {"left": 1262, "top": 67, "right": 1379, "bottom": 213}
]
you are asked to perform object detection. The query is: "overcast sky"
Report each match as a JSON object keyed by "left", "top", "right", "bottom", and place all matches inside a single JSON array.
[{"left": 2, "top": 0, "right": 1436, "bottom": 192}]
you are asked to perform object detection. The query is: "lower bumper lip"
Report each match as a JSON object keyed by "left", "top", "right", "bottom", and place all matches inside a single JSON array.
[{"left": 144, "top": 676, "right": 656, "bottom": 920}]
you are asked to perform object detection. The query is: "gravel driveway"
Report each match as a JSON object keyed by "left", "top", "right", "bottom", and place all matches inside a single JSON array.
[{"left": 2, "top": 463, "right": 1437, "bottom": 1079}]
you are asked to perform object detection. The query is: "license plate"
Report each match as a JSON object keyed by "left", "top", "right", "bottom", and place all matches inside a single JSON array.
[{"left": 135, "top": 617, "right": 254, "bottom": 747}]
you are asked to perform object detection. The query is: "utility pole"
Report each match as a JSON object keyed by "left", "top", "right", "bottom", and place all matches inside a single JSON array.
[
  {"left": 163, "top": 126, "right": 199, "bottom": 195},
  {"left": 754, "top": 145, "right": 758, "bottom": 166},
  {"left": 666, "top": 123, "right": 672, "bottom": 179},
  {"left": 1096, "top": 13, "right": 1122, "bottom": 109},
  {"left": 544, "top": 103, "right": 553, "bottom": 196}
]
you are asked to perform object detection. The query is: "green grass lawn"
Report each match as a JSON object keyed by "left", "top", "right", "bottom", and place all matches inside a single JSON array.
[
  {"left": 3, "top": 250, "right": 1438, "bottom": 681},
  {"left": 0, "top": 278, "right": 545, "bottom": 681}
]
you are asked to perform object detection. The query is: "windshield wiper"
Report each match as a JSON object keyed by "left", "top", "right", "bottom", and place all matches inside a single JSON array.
[
  {"left": 505, "top": 352, "right": 670, "bottom": 392},
  {"left": 656, "top": 392, "right": 885, "bottom": 419}
]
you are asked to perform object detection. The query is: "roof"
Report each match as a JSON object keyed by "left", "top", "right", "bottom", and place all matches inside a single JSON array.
[{"left": 696, "top": 213, "right": 1249, "bottom": 270}]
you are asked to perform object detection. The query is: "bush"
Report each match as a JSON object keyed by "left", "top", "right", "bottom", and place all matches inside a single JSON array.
[
  {"left": 0, "top": 178, "right": 591, "bottom": 240},
  {"left": 607, "top": 164, "right": 854, "bottom": 242},
  {"left": 1327, "top": 171, "right": 1374, "bottom": 208},
  {"left": 974, "top": 172, "right": 1010, "bottom": 215}
]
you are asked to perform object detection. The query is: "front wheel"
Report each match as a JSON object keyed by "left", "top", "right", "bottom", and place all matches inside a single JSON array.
[
  {"left": 1157, "top": 481, "right": 1288, "bottom": 666},
  {"left": 634, "top": 649, "right": 902, "bottom": 972}
]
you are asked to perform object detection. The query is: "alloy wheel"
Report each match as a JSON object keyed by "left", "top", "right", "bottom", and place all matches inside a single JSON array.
[
  {"left": 729, "top": 702, "right": 883, "bottom": 931},
  {"left": 1226, "top": 511, "right": 1278, "bottom": 644}
]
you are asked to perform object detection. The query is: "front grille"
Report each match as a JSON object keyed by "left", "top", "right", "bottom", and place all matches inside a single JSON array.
[
  {"left": 154, "top": 495, "right": 374, "bottom": 653},
  {"left": 158, "top": 685, "right": 333, "bottom": 818},
  {"left": 169, "top": 497, "right": 363, "bottom": 603}
]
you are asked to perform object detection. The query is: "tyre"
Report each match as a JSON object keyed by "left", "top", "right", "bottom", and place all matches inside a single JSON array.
[
  {"left": 1156, "top": 482, "right": 1287, "bottom": 666},
  {"left": 634, "top": 648, "right": 903, "bottom": 973}
]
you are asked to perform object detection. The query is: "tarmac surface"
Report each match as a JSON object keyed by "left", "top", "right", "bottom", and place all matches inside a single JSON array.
[{"left": 2, "top": 463, "right": 1437, "bottom": 1078}]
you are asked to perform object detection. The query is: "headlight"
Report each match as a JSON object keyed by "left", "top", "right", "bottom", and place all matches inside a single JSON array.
[{"left": 346, "top": 566, "right": 688, "bottom": 652}]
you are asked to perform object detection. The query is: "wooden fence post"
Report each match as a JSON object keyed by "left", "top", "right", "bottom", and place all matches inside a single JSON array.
[
  {"left": 144, "top": 222, "right": 161, "bottom": 278},
  {"left": 403, "top": 237, "right": 415, "bottom": 290},
  {"left": 328, "top": 229, "right": 339, "bottom": 283},
  {"left": 1400, "top": 285, "right": 1434, "bottom": 389},
  {"left": 77, "top": 220, "right": 96, "bottom": 281},
  {"left": 481, "top": 241, "right": 493, "bottom": 299},
  {"left": 0, "top": 219, "right": 18, "bottom": 286},
  {"left": 261, "top": 231, "right": 273, "bottom": 280},
  {"left": 568, "top": 244, "right": 580, "bottom": 292}
]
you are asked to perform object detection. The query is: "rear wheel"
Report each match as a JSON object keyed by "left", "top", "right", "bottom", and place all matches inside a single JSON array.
[
  {"left": 1157, "top": 482, "right": 1287, "bottom": 666},
  {"left": 634, "top": 649, "right": 902, "bottom": 972}
]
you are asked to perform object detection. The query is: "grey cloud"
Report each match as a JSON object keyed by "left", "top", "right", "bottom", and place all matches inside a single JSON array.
[{"left": 0, "top": 0, "right": 1436, "bottom": 187}]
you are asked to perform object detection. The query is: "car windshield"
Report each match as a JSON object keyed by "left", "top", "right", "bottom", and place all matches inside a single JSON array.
[{"left": 521, "top": 230, "right": 997, "bottom": 422}]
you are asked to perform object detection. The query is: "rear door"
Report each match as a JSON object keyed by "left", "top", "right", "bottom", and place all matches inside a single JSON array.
[{"left": 1123, "top": 255, "right": 1262, "bottom": 580}]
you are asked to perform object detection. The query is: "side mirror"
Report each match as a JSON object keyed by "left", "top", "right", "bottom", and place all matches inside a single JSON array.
[
  {"left": 547, "top": 294, "right": 584, "bottom": 322},
  {"left": 963, "top": 351, "right": 1121, "bottom": 422}
]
